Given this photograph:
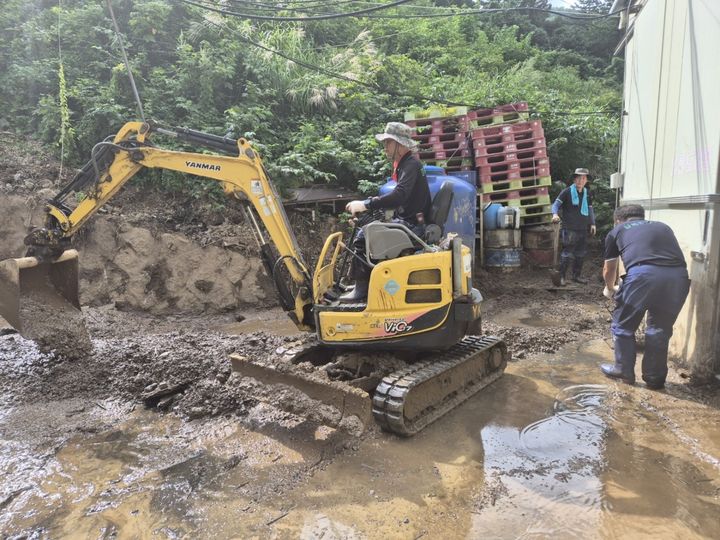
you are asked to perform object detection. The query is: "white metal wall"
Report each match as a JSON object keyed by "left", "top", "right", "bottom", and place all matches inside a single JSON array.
[{"left": 620, "top": 0, "right": 720, "bottom": 375}]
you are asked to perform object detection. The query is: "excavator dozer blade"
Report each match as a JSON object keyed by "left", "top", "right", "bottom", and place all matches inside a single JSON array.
[
  {"left": 0, "top": 250, "right": 81, "bottom": 336},
  {"left": 230, "top": 351, "right": 374, "bottom": 434}
]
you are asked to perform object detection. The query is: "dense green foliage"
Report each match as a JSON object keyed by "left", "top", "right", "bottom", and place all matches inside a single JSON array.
[{"left": 0, "top": 0, "right": 621, "bottom": 228}]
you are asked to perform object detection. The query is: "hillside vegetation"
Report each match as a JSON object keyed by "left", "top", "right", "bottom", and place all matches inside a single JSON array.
[{"left": 0, "top": 0, "right": 621, "bottom": 226}]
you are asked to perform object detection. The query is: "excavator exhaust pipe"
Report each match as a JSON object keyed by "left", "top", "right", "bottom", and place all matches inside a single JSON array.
[{"left": 0, "top": 250, "right": 81, "bottom": 335}]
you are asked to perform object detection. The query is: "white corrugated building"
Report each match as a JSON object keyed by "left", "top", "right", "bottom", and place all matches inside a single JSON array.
[{"left": 610, "top": 0, "right": 719, "bottom": 379}]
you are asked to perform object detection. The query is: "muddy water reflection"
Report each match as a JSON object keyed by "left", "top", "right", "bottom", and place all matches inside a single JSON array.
[
  {"left": 2, "top": 339, "right": 720, "bottom": 538},
  {"left": 473, "top": 384, "right": 608, "bottom": 537}
]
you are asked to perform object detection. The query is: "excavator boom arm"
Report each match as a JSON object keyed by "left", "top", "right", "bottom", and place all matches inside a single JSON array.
[{"left": 38, "top": 122, "right": 314, "bottom": 329}]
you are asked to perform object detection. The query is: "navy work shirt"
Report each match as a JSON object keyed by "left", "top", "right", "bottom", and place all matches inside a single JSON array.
[
  {"left": 367, "top": 152, "right": 432, "bottom": 225},
  {"left": 554, "top": 186, "right": 594, "bottom": 231},
  {"left": 604, "top": 219, "right": 686, "bottom": 271}
]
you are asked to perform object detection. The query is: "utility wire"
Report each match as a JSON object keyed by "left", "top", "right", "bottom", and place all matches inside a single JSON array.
[
  {"left": 360, "top": 6, "right": 626, "bottom": 20},
  {"left": 176, "top": 0, "right": 415, "bottom": 22},
  {"left": 179, "top": 0, "right": 624, "bottom": 22},
  {"left": 220, "top": 0, "right": 388, "bottom": 13},
  {"left": 220, "top": 0, "right": 455, "bottom": 14},
  {"left": 106, "top": 0, "right": 146, "bottom": 122},
  {"left": 201, "top": 16, "right": 618, "bottom": 117},
  {"left": 57, "top": 0, "right": 66, "bottom": 181}
]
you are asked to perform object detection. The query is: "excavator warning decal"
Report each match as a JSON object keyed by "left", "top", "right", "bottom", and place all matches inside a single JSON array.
[
  {"left": 384, "top": 279, "right": 400, "bottom": 295},
  {"left": 251, "top": 180, "right": 262, "bottom": 194},
  {"left": 259, "top": 197, "right": 271, "bottom": 216}
]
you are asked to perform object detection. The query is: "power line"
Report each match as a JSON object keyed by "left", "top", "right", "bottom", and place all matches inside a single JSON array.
[
  {"left": 175, "top": 0, "right": 415, "bottom": 22},
  {"left": 359, "top": 6, "right": 625, "bottom": 20},
  {"left": 177, "top": 0, "right": 624, "bottom": 22},
  {"left": 221, "top": 0, "right": 455, "bottom": 14},
  {"left": 220, "top": 0, "right": 387, "bottom": 13},
  {"left": 200, "top": 16, "right": 619, "bottom": 117}
]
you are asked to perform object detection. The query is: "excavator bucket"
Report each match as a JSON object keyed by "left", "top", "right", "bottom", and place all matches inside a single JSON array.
[{"left": 0, "top": 250, "right": 81, "bottom": 336}]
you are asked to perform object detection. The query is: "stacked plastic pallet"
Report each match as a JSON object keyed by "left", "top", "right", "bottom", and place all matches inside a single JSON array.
[
  {"left": 404, "top": 108, "right": 473, "bottom": 175},
  {"left": 403, "top": 102, "right": 553, "bottom": 227},
  {"left": 471, "top": 109, "right": 552, "bottom": 227}
]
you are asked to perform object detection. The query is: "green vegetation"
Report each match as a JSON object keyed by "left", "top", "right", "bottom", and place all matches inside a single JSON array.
[{"left": 0, "top": 0, "right": 621, "bottom": 229}]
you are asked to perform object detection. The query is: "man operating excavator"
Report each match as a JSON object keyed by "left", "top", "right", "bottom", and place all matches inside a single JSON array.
[{"left": 340, "top": 122, "right": 432, "bottom": 302}]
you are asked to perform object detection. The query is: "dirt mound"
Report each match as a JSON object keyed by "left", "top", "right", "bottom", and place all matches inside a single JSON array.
[
  {"left": 0, "top": 193, "right": 276, "bottom": 314},
  {"left": 0, "top": 328, "right": 310, "bottom": 420}
]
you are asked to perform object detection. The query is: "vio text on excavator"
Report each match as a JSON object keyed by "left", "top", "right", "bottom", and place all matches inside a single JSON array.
[{"left": 0, "top": 121, "right": 509, "bottom": 436}]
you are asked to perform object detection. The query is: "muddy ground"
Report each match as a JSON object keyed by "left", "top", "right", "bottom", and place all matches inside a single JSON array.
[{"left": 1, "top": 135, "right": 719, "bottom": 538}]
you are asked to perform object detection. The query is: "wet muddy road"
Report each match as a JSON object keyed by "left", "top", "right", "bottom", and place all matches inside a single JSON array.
[{"left": 2, "top": 303, "right": 720, "bottom": 538}]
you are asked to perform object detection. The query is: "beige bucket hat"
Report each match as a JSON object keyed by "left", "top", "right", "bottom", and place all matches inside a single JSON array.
[
  {"left": 573, "top": 167, "right": 591, "bottom": 177},
  {"left": 375, "top": 122, "right": 417, "bottom": 149}
]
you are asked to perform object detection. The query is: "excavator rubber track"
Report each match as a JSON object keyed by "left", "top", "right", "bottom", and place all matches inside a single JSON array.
[
  {"left": 372, "top": 336, "right": 508, "bottom": 436},
  {"left": 232, "top": 335, "right": 507, "bottom": 437}
]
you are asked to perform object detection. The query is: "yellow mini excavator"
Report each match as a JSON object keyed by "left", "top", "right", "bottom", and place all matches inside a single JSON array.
[{"left": 0, "top": 121, "right": 508, "bottom": 436}]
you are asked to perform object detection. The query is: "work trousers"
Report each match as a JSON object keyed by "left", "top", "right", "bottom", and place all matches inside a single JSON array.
[
  {"left": 559, "top": 228, "right": 588, "bottom": 278},
  {"left": 611, "top": 264, "right": 690, "bottom": 385}
]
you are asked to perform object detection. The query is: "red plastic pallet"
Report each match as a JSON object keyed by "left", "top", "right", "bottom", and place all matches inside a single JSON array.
[
  {"left": 407, "top": 117, "right": 469, "bottom": 135},
  {"left": 412, "top": 132, "right": 467, "bottom": 144},
  {"left": 418, "top": 148, "right": 472, "bottom": 160},
  {"left": 422, "top": 157, "right": 473, "bottom": 168},
  {"left": 475, "top": 146, "right": 547, "bottom": 165},
  {"left": 479, "top": 166, "right": 550, "bottom": 183},
  {"left": 479, "top": 176, "right": 552, "bottom": 193},
  {"left": 472, "top": 120, "right": 541, "bottom": 138},
  {"left": 417, "top": 139, "right": 469, "bottom": 152},
  {"left": 471, "top": 129, "right": 545, "bottom": 148},
  {"left": 482, "top": 188, "right": 550, "bottom": 204},
  {"left": 476, "top": 157, "right": 550, "bottom": 177}
]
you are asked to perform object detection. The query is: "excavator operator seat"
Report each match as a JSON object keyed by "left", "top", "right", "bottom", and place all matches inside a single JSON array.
[
  {"left": 364, "top": 223, "right": 416, "bottom": 261},
  {"left": 425, "top": 181, "right": 454, "bottom": 244}
]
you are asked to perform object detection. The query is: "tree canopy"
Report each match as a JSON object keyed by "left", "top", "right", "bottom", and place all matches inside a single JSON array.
[{"left": 0, "top": 0, "right": 621, "bottom": 225}]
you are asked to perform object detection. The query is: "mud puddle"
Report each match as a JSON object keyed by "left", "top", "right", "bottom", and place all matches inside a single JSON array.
[
  {"left": 269, "top": 340, "right": 720, "bottom": 539},
  {"left": 3, "top": 338, "right": 719, "bottom": 538}
]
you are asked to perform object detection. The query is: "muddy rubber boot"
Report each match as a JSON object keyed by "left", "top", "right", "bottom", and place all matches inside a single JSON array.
[
  {"left": 572, "top": 258, "right": 588, "bottom": 284},
  {"left": 558, "top": 257, "right": 570, "bottom": 287},
  {"left": 600, "top": 363, "right": 635, "bottom": 384},
  {"left": 643, "top": 377, "right": 665, "bottom": 390},
  {"left": 338, "top": 278, "right": 368, "bottom": 303}
]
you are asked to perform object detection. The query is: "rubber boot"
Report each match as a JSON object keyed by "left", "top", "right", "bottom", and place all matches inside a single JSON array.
[
  {"left": 572, "top": 257, "right": 588, "bottom": 284},
  {"left": 558, "top": 256, "right": 571, "bottom": 287},
  {"left": 338, "top": 278, "right": 369, "bottom": 303},
  {"left": 600, "top": 363, "right": 635, "bottom": 384}
]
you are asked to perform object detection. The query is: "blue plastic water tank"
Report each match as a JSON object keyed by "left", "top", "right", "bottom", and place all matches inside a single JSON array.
[
  {"left": 379, "top": 165, "right": 477, "bottom": 259},
  {"left": 483, "top": 203, "right": 502, "bottom": 230},
  {"left": 483, "top": 203, "right": 519, "bottom": 230}
]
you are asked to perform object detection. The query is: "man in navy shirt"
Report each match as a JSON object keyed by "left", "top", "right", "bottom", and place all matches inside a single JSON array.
[
  {"left": 551, "top": 168, "right": 596, "bottom": 285},
  {"left": 600, "top": 204, "right": 690, "bottom": 389}
]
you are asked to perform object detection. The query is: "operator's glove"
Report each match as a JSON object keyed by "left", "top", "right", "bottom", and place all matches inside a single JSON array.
[
  {"left": 551, "top": 214, "right": 561, "bottom": 223},
  {"left": 590, "top": 225, "right": 597, "bottom": 236},
  {"left": 346, "top": 200, "right": 368, "bottom": 215},
  {"left": 603, "top": 285, "right": 620, "bottom": 299}
]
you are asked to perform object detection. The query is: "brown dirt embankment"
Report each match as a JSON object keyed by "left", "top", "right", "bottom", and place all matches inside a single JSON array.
[{"left": 0, "top": 194, "right": 274, "bottom": 314}]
